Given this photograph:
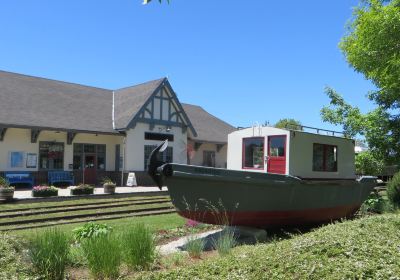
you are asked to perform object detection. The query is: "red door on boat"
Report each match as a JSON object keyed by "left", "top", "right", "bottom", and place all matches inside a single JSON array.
[{"left": 267, "top": 135, "right": 286, "bottom": 174}]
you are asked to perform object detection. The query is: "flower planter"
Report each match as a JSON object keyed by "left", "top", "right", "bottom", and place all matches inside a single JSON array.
[
  {"left": 32, "top": 186, "right": 59, "bottom": 198},
  {"left": 103, "top": 183, "right": 116, "bottom": 194},
  {"left": 0, "top": 188, "right": 14, "bottom": 201},
  {"left": 70, "top": 185, "right": 94, "bottom": 195}
]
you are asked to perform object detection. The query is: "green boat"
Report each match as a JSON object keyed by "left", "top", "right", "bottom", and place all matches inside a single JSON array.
[{"left": 148, "top": 141, "right": 376, "bottom": 228}]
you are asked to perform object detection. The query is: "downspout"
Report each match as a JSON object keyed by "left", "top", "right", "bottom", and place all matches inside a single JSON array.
[
  {"left": 112, "top": 91, "right": 116, "bottom": 130},
  {"left": 121, "top": 137, "right": 126, "bottom": 187}
]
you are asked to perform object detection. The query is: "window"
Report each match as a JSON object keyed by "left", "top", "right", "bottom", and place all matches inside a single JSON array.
[
  {"left": 243, "top": 137, "right": 264, "bottom": 169},
  {"left": 10, "top": 151, "right": 24, "bottom": 168},
  {"left": 145, "top": 132, "right": 174, "bottom": 142},
  {"left": 313, "top": 143, "right": 337, "bottom": 172},
  {"left": 39, "top": 142, "right": 64, "bottom": 170},
  {"left": 203, "top": 151, "right": 216, "bottom": 167},
  {"left": 73, "top": 144, "right": 106, "bottom": 170},
  {"left": 269, "top": 137, "right": 285, "bottom": 157},
  {"left": 144, "top": 145, "right": 173, "bottom": 170}
]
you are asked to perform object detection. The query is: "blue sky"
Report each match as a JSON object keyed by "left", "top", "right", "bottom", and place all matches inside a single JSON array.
[{"left": 0, "top": 0, "right": 375, "bottom": 130}]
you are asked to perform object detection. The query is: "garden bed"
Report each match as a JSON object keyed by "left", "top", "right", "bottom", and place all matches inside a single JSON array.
[{"left": 32, "top": 186, "right": 58, "bottom": 198}]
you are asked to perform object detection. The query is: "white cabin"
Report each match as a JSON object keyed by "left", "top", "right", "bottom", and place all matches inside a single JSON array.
[{"left": 227, "top": 126, "right": 356, "bottom": 179}]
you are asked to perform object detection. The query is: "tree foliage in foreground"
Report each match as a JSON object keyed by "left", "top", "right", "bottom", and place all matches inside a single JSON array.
[{"left": 321, "top": 0, "right": 400, "bottom": 164}]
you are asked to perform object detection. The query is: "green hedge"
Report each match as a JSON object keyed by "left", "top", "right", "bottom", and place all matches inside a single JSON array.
[{"left": 70, "top": 185, "right": 94, "bottom": 195}]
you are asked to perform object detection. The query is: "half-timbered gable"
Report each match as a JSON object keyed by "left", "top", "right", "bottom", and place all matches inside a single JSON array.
[{"left": 0, "top": 70, "right": 234, "bottom": 185}]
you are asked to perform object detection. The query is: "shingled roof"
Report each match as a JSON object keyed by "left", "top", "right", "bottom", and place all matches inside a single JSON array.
[
  {"left": 0, "top": 70, "right": 235, "bottom": 143},
  {"left": 182, "top": 104, "right": 236, "bottom": 143},
  {"left": 0, "top": 70, "right": 116, "bottom": 134}
]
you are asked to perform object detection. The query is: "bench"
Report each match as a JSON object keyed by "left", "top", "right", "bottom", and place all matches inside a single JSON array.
[
  {"left": 48, "top": 171, "right": 74, "bottom": 186},
  {"left": 5, "top": 172, "right": 34, "bottom": 188}
]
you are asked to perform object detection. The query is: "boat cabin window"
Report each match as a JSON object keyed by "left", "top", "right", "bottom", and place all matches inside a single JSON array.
[
  {"left": 313, "top": 143, "right": 337, "bottom": 172},
  {"left": 242, "top": 137, "right": 264, "bottom": 169}
]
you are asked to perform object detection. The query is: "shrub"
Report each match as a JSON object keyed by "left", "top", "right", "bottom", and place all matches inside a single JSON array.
[
  {"left": 212, "top": 228, "right": 237, "bottom": 256},
  {"left": 70, "top": 184, "right": 94, "bottom": 195},
  {"left": 122, "top": 223, "right": 156, "bottom": 270},
  {"left": 82, "top": 234, "right": 121, "bottom": 279},
  {"left": 360, "top": 192, "right": 393, "bottom": 214},
  {"left": 32, "top": 185, "right": 58, "bottom": 197},
  {"left": 387, "top": 172, "right": 400, "bottom": 207},
  {"left": 73, "top": 222, "right": 113, "bottom": 242},
  {"left": 28, "top": 228, "right": 69, "bottom": 280},
  {"left": 185, "top": 236, "right": 205, "bottom": 258}
]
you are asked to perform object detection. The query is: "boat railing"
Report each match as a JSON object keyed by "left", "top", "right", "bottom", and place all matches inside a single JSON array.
[
  {"left": 236, "top": 124, "right": 346, "bottom": 138},
  {"left": 285, "top": 124, "right": 346, "bottom": 137}
]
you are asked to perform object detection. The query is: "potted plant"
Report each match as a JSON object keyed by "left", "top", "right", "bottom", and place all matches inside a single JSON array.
[
  {"left": 102, "top": 177, "right": 116, "bottom": 194},
  {"left": 0, "top": 176, "right": 15, "bottom": 201}
]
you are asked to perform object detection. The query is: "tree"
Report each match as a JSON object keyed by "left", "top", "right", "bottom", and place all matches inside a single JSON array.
[
  {"left": 355, "top": 151, "right": 384, "bottom": 175},
  {"left": 274, "top": 118, "right": 302, "bottom": 130},
  {"left": 321, "top": 0, "right": 400, "bottom": 164}
]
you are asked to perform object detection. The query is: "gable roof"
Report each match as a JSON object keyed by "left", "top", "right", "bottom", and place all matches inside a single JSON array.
[
  {"left": 182, "top": 104, "right": 236, "bottom": 144},
  {"left": 114, "top": 78, "right": 165, "bottom": 129},
  {"left": 0, "top": 70, "right": 117, "bottom": 134},
  {"left": 0, "top": 70, "right": 234, "bottom": 142}
]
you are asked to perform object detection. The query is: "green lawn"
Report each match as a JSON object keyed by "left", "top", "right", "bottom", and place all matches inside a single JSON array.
[{"left": 15, "top": 213, "right": 185, "bottom": 238}]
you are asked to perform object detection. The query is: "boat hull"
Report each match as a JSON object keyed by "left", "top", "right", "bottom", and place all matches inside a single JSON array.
[{"left": 157, "top": 164, "right": 376, "bottom": 228}]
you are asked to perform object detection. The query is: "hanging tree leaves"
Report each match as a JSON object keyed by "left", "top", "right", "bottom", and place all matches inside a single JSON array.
[{"left": 321, "top": 0, "right": 400, "bottom": 164}]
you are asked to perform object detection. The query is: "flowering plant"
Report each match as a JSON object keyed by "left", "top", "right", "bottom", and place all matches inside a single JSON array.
[
  {"left": 0, "top": 176, "right": 14, "bottom": 192},
  {"left": 185, "top": 219, "right": 200, "bottom": 228},
  {"left": 32, "top": 185, "right": 58, "bottom": 197}
]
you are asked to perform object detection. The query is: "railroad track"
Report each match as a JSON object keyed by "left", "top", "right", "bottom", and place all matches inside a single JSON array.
[
  {"left": 0, "top": 194, "right": 177, "bottom": 232},
  {"left": 0, "top": 208, "right": 176, "bottom": 231},
  {"left": 0, "top": 198, "right": 171, "bottom": 218}
]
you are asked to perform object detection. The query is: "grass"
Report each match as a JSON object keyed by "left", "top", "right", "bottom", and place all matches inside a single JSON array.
[
  {"left": 0, "top": 195, "right": 169, "bottom": 211},
  {"left": 13, "top": 213, "right": 185, "bottom": 237},
  {"left": 185, "top": 235, "right": 205, "bottom": 258},
  {"left": 82, "top": 234, "right": 122, "bottom": 279},
  {"left": 212, "top": 228, "right": 237, "bottom": 256},
  {"left": 137, "top": 213, "right": 400, "bottom": 279},
  {"left": 28, "top": 229, "right": 69, "bottom": 280},
  {"left": 122, "top": 223, "right": 156, "bottom": 270}
]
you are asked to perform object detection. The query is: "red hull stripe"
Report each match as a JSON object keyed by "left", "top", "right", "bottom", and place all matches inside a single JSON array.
[{"left": 178, "top": 204, "right": 361, "bottom": 227}]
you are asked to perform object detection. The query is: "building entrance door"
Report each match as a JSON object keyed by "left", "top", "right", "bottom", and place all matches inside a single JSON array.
[{"left": 84, "top": 154, "right": 97, "bottom": 185}]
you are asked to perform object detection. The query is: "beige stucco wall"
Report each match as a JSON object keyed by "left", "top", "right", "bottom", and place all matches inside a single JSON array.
[
  {"left": 289, "top": 131, "right": 356, "bottom": 179},
  {"left": 188, "top": 141, "right": 227, "bottom": 168},
  {"left": 124, "top": 123, "right": 187, "bottom": 171},
  {"left": 0, "top": 128, "right": 123, "bottom": 172}
]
